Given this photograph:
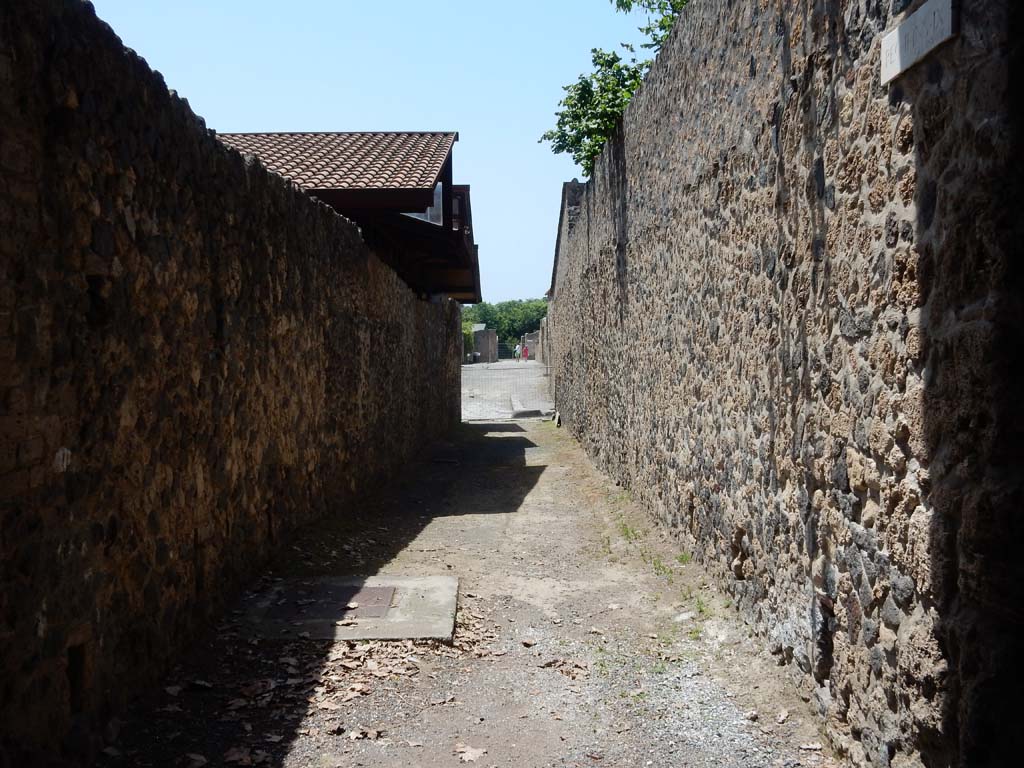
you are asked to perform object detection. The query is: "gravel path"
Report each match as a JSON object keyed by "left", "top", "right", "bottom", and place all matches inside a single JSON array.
[
  {"left": 461, "top": 362, "right": 553, "bottom": 420},
  {"left": 101, "top": 421, "right": 839, "bottom": 768}
]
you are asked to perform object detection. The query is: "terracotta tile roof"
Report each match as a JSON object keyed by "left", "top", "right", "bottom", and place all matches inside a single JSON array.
[{"left": 217, "top": 131, "right": 457, "bottom": 191}]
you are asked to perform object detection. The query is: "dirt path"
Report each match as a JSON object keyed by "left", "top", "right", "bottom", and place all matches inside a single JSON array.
[{"left": 104, "top": 421, "right": 839, "bottom": 768}]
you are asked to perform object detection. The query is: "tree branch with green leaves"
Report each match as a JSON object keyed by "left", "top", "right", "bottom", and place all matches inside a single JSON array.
[
  {"left": 612, "top": 0, "right": 687, "bottom": 50},
  {"left": 540, "top": 1, "right": 687, "bottom": 176}
]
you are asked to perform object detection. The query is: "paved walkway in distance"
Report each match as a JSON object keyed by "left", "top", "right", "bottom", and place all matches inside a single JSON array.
[
  {"left": 461, "top": 360, "right": 554, "bottom": 421},
  {"left": 102, "top": 422, "right": 839, "bottom": 768}
]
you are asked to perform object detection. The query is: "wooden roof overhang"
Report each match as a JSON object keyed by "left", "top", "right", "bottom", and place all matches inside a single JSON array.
[
  {"left": 216, "top": 131, "right": 481, "bottom": 302},
  {"left": 311, "top": 187, "right": 436, "bottom": 212},
  {"left": 349, "top": 205, "right": 481, "bottom": 304}
]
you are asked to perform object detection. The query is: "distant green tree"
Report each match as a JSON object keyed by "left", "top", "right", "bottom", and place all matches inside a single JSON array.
[
  {"left": 540, "top": 1, "right": 687, "bottom": 176},
  {"left": 462, "top": 299, "right": 548, "bottom": 348}
]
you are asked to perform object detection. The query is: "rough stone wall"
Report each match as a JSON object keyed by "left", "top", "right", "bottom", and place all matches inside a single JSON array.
[
  {"left": 473, "top": 329, "right": 498, "bottom": 363},
  {"left": 547, "top": 1, "right": 1021, "bottom": 766},
  {"left": 0, "top": 1, "right": 461, "bottom": 762},
  {"left": 521, "top": 331, "right": 540, "bottom": 360}
]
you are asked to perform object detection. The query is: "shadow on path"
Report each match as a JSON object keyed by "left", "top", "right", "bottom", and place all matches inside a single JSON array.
[{"left": 99, "top": 421, "right": 546, "bottom": 767}]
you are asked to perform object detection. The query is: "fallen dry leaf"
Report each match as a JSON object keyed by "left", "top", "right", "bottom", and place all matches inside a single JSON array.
[
  {"left": 538, "top": 658, "right": 589, "bottom": 680},
  {"left": 239, "top": 680, "right": 274, "bottom": 697},
  {"left": 348, "top": 726, "right": 383, "bottom": 741},
  {"left": 455, "top": 743, "right": 487, "bottom": 762},
  {"left": 342, "top": 682, "right": 370, "bottom": 702},
  {"left": 223, "top": 745, "right": 252, "bottom": 765}
]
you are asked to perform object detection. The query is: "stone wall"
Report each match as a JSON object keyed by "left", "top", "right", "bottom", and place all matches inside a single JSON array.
[
  {"left": 521, "top": 331, "right": 540, "bottom": 361},
  {"left": 547, "top": 1, "right": 1021, "bottom": 766},
  {"left": 536, "top": 317, "right": 549, "bottom": 365},
  {"left": 473, "top": 329, "right": 498, "bottom": 363},
  {"left": 0, "top": 1, "right": 461, "bottom": 762}
]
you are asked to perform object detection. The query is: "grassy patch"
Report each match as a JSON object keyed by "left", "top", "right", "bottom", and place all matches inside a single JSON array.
[
  {"left": 651, "top": 556, "right": 672, "bottom": 578},
  {"left": 676, "top": 552, "right": 692, "bottom": 565},
  {"left": 617, "top": 519, "right": 641, "bottom": 542},
  {"left": 611, "top": 489, "right": 633, "bottom": 505},
  {"left": 695, "top": 595, "right": 710, "bottom": 618}
]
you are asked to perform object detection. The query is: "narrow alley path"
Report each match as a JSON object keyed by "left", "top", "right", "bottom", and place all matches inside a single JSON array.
[
  {"left": 104, "top": 422, "right": 838, "bottom": 768},
  {"left": 461, "top": 362, "right": 554, "bottom": 421}
]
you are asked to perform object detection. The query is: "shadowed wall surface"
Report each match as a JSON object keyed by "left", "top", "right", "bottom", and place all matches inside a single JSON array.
[
  {"left": 0, "top": 1, "right": 461, "bottom": 762},
  {"left": 547, "top": 1, "right": 1021, "bottom": 766}
]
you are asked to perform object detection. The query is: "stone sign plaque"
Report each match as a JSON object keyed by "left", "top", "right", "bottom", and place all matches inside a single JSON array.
[{"left": 880, "top": 0, "right": 956, "bottom": 85}]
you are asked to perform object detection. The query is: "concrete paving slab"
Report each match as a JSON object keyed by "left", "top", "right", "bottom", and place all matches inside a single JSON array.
[
  {"left": 510, "top": 395, "right": 544, "bottom": 419},
  {"left": 242, "top": 575, "right": 458, "bottom": 642},
  {"left": 461, "top": 360, "right": 553, "bottom": 420}
]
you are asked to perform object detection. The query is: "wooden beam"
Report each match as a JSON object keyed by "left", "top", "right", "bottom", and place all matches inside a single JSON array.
[
  {"left": 425, "top": 268, "right": 474, "bottom": 284},
  {"left": 313, "top": 187, "right": 435, "bottom": 212},
  {"left": 441, "top": 156, "right": 453, "bottom": 233}
]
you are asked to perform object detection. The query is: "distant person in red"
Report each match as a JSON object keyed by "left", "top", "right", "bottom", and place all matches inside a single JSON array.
[{"left": 522, "top": 344, "right": 529, "bottom": 362}]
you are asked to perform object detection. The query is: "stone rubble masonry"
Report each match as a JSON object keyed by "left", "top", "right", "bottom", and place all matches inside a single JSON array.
[
  {"left": 537, "top": 316, "right": 549, "bottom": 366},
  {"left": 521, "top": 330, "right": 540, "bottom": 361},
  {"left": 473, "top": 328, "right": 498, "bottom": 363},
  {"left": 0, "top": 0, "right": 461, "bottom": 762},
  {"left": 547, "top": 1, "right": 1021, "bottom": 767}
]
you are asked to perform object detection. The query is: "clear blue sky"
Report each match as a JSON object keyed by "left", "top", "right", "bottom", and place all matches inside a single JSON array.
[{"left": 91, "top": 1, "right": 652, "bottom": 303}]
